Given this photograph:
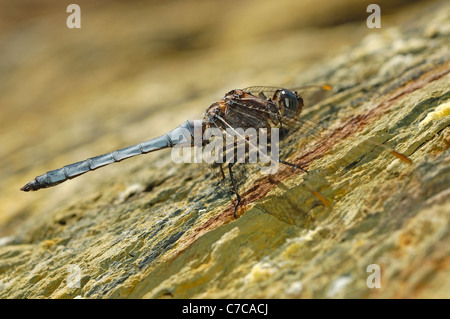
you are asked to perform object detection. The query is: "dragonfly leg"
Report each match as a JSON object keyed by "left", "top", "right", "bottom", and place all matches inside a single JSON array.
[
  {"left": 279, "top": 159, "right": 308, "bottom": 173},
  {"left": 215, "top": 164, "right": 226, "bottom": 186},
  {"left": 228, "top": 163, "right": 241, "bottom": 218}
]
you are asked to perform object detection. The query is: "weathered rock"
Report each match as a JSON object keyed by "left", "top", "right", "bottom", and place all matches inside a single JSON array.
[{"left": 0, "top": 0, "right": 448, "bottom": 298}]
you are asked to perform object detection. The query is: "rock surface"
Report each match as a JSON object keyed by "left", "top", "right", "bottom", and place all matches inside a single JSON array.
[{"left": 0, "top": 0, "right": 448, "bottom": 298}]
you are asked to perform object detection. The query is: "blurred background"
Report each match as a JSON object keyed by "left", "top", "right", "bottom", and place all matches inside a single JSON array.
[{"left": 0, "top": 0, "right": 435, "bottom": 236}]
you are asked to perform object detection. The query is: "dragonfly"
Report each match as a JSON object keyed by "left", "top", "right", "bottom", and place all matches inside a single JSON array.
[{"left": 20, "top": 85, "right": 412, "bottom": 217}]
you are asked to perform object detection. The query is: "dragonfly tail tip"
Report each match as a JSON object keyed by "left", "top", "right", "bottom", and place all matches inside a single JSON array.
[{"left": 20, "top": 181, "right": 38, "bottom": 192}]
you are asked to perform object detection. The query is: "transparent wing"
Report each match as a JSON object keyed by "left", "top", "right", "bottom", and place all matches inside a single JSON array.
[
  {"left": 242, "top": 86, "right": 281, "bottom": 94},
  {"left": 278, "top": 116, "right": 412, "bottom": 171},
  {"left": 243, "top": 84, "right": 333, "bottom": 106},
  {"left": 222, "top": 86, "right": 411, "bottom": 167},
  {"left": 243, "top": 84, "right": 331, "bottom": 93}
]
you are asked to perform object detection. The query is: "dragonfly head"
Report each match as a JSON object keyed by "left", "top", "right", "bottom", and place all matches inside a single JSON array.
[{"left": 273, "top": 89, "right": 304, "bottom": 123}]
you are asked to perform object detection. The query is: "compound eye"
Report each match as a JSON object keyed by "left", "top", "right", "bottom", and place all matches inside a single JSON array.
[
  {"left": 278, "top": 89, "right": 299, "bottom": 118},
  {"left": 281, "top": 90, "right": 298, "bottom": 108}
]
